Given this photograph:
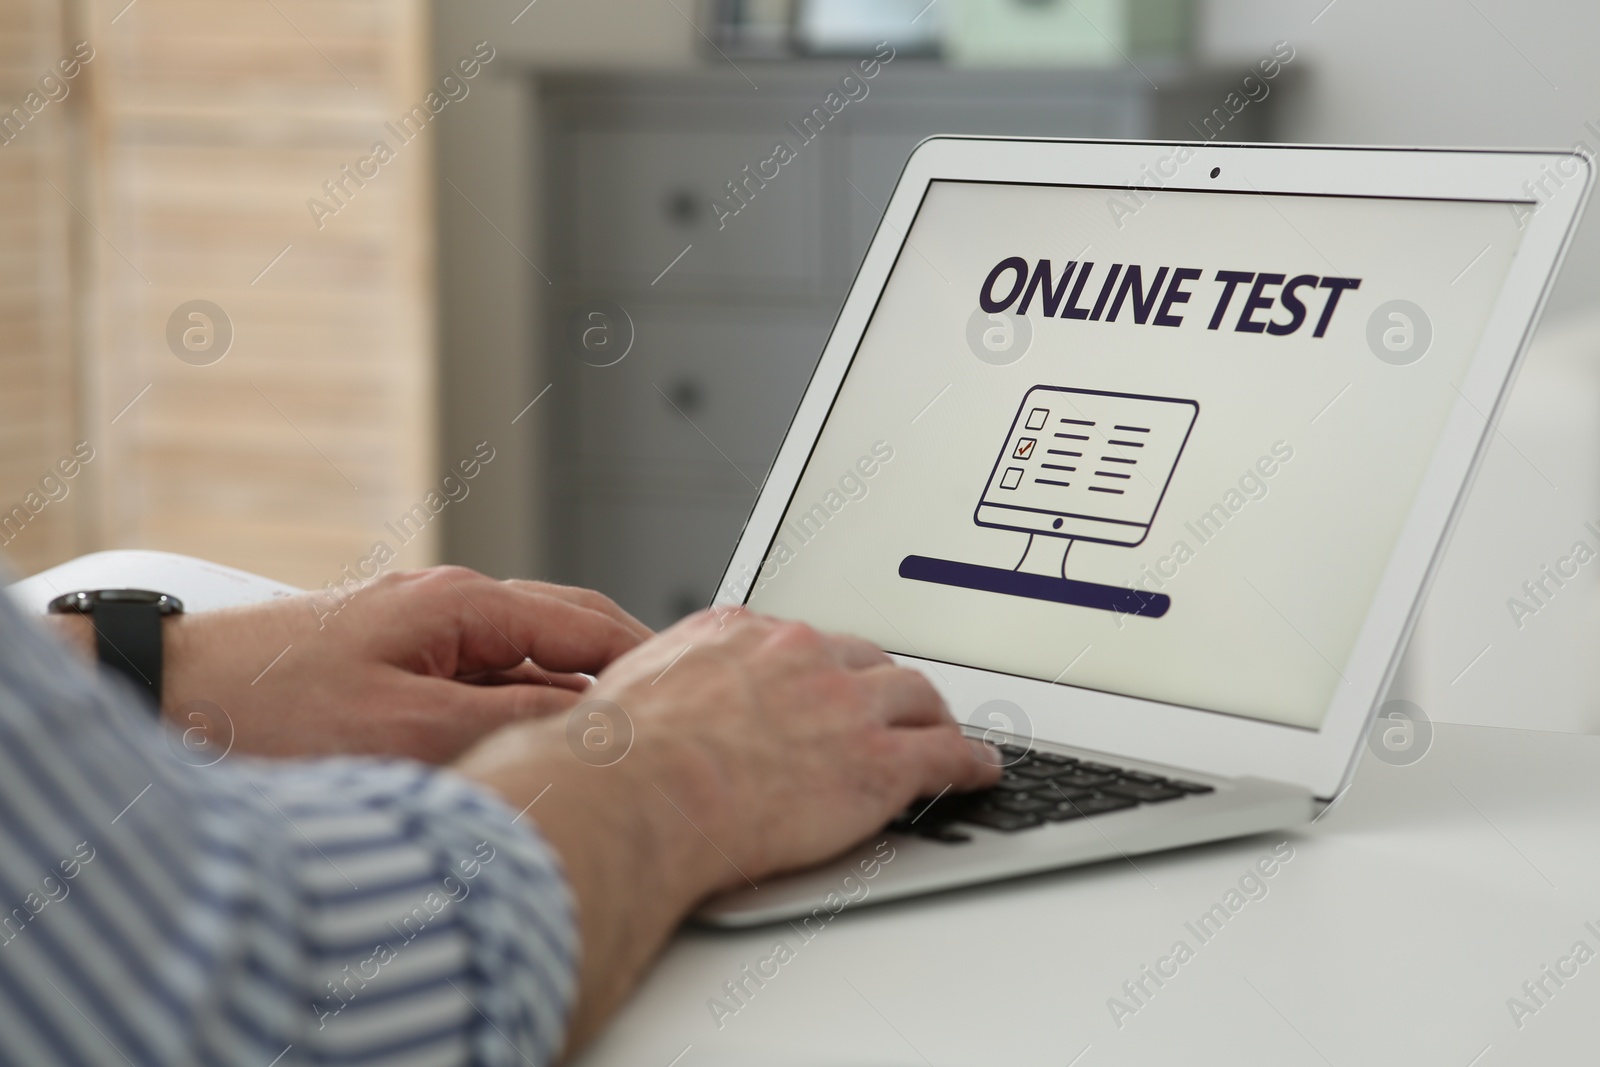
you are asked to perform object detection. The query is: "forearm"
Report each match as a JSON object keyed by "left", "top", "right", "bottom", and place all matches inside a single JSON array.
[
  {"left": 454, "top": 716, "right": 723, "bottom": 1056},
  {"left": 42, "top": 612, "right": 191, "bottom": 725},
  {"left": 41, "top": 607, "right": 284, "bottom": 725},
  {"left": 9, "top": 585, "right": 584, "bottom": 1066},
  {"left": 36, "top": 569, "right": 652, "bottom": 765}
]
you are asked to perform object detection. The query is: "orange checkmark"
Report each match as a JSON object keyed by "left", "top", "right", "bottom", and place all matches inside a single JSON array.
[{"left": 1013, "top": 438, "right": 1037, "bottom": 459}]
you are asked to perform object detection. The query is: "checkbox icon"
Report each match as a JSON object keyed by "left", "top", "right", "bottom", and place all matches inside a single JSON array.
[
  {"left": 1025, "top": 407, "right": 1049, "bottom": 430},
  {"left": 1000, "top": 466, "right": 1024, "bottom": 489},
  {"left": 1012, "top": 437, "right": 1037, "bottom": 460}
]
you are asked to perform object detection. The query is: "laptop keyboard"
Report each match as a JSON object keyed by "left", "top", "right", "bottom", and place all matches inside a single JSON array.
[{"left": 887, "top": 744, "right": 1215, "bottom": 843}]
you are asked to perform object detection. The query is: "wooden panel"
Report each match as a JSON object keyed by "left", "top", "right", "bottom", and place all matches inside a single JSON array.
[
  {"left": 0, "top": 0, "right": 81, "bottom": 577},
  {"left": 79, "top": 0, "right": 437, "bottom": 589}
]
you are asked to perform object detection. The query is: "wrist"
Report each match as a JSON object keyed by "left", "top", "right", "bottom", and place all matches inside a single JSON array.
[
  {"left": 43, "top": 613, "right": 95, "bottom": 662},
  {"left": 45, "top": 591, "right": 190, "bottom": 716},
  {"left": 44, "top": 611, "right": 182, "bottom": 721},
  {"left": 158, "top": 612, "right": 204, "bottom": 720},
  {"left": 463, "top": 717, "right": 719, "bottom": 915},
  {"left": 452, "top": 715, "right": 727, "bottom": 1052},
  {"left": 159, "top": 604, "right": 303, "bottom": 725},
  {"left": 620, "top": 725, "right": 745, "bottom": 899}
]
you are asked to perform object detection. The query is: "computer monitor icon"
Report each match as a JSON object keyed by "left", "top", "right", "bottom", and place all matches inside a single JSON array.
[{"left": 900, "top": 385, "right": 1198, "bottom": 619}]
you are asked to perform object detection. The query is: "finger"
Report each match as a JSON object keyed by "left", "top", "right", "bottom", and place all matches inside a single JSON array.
[
  {"left": 822, "top": 632, "right": 891, "bottom": 671},
  {"left": 855, "top": 665, "right": 950, "bottom": 727},
  {"left": 505, "top": 580, "right": 653, "bottom": 642},
  {"left": 444, "top": 675, "right": 587, "bottom": 732},
  {"left": 443, "top": 577, "right": 649, "bottom": 677},
  {"left": 893, "top": 723, "right": 1003, "bottom": 799},
  {"left": 384, "top": 677, "right": 585, "bottom": 764},
  {"left": 458, "top": 664, "right": 591, "bottom": 690}
]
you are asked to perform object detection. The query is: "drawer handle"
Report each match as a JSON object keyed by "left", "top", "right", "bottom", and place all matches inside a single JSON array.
[
  {"left": 668, "top": 589, "right": 706, "bottom": 621},
  {"left": 662, "top": 377, "right": 706, "bottom": 416},
  {"left": 663, "top": 188, "right": 702, "bottom": 227}
]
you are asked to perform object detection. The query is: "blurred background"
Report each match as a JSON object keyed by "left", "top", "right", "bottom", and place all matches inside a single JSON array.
[{"left": 5, "top": 0, "right": 1600, "bottom": 730}]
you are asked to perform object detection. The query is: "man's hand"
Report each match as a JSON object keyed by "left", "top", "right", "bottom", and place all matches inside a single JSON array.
[
  {"left": 51, "top": 567, "right": 651, "bottom": 763},
  {"left": 586, "top": 608, "right": 1002, "bottom": 887},
  {"left": 454, "top": 607, "right": 1001, "bottom": 1053}
]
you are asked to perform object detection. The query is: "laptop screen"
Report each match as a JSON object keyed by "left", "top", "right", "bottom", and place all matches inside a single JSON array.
[{"left": 742, "top": 178, "right": 1528, "bottom": 730}]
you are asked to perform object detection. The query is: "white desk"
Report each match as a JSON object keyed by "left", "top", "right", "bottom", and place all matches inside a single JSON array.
[
  {"left": 16, "top": 555, "right": 1591, "bottom": 1062},
  {"left": 575, "top": 723, "right": 1600, "bottom": 1066}
]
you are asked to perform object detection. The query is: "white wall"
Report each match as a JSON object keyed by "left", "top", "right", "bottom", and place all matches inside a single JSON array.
[
  {"left": 1197, "top": 0, "right": 1600, "bottom": 730},
  {"left": 1200, "top": 0, "right": 1600, "bottom": 321}
]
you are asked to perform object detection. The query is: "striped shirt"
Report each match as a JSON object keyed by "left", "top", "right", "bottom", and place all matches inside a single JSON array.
[{"left": 0, "top": 589, "right": 577, "bottom": 1066}]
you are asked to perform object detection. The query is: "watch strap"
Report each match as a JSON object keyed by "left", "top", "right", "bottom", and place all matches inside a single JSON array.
[{"left": 93, "top": 599, "right": 163, "bottom": 709}]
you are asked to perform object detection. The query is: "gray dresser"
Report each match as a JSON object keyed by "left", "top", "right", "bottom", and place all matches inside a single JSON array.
[{"left": 534, "top": 63, "right": 1284, "bottom": 627}]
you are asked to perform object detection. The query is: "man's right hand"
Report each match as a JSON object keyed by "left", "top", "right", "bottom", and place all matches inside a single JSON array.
[
  {"left": 454, "top": 607, "right": 1000, "bottom": 1056},
  {"left": 586, "top": 607, "right": 1001, "bottom": 889}
]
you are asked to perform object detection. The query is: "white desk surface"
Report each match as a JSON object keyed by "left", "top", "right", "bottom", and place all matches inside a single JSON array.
[{"left": 574, "top": 723, "right": 1600, "bottom": 1066}]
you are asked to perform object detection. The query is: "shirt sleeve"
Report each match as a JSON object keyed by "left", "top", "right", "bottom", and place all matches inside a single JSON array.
[{"left": 0, "top": 595, "right": 578, "bottom": 1067}]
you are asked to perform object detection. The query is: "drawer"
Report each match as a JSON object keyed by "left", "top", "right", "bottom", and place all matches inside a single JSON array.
[
  {"left": 565, "top": 305, "right": 831, "bottom": 493},
  {"left": 572, "top": 129, "right": 826, "bottom": 296},
  {"left": 575, "top": 494, "right": 755, "bottom": 630}
]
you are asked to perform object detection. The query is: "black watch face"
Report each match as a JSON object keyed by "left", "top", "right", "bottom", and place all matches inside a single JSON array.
[
  {"left": 96, "top": 589, "right": 170, "bottom": 605},
  {"left": 48, "top": 589, "right": 185, "bottom": 615}
]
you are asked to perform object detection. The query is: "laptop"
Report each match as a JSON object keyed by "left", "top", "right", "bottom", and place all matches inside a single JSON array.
[{"left": 695, "top": 137, "right": 1592, "bottom": 927}]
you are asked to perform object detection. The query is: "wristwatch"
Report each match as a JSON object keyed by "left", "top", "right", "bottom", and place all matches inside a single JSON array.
[{"left": 48, "top": 589, "right": 184, "bottom": 711}]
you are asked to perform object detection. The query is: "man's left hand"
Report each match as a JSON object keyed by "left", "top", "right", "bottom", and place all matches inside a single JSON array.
[{"left": 57, "top": 566, "right": 652, "bottom": 763}]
